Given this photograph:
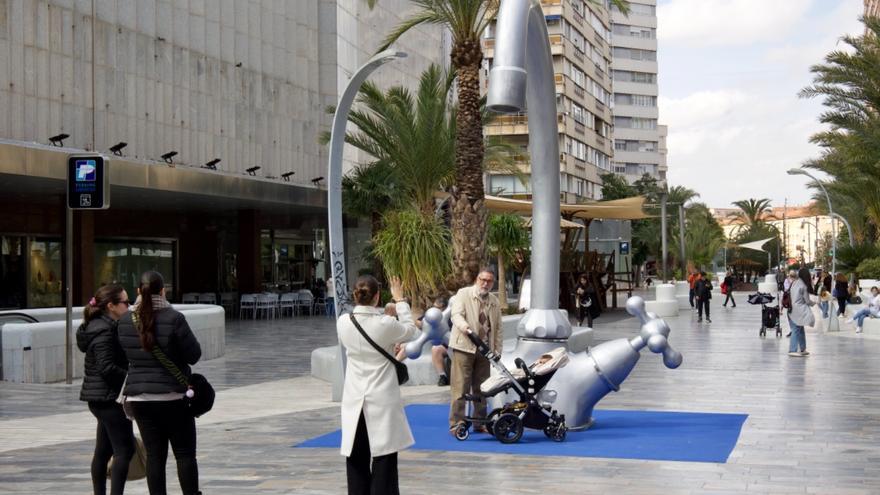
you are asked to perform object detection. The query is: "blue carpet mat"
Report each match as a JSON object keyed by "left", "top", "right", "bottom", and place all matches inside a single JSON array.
[{"left": 295, "top": 404, "right": 748, "bottom": 463}]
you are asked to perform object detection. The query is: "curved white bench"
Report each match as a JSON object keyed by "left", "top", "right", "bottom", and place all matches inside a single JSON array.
[
  {"left": 645, "top": 284, "right": 679, "bottom": 317},
  {"left": 1, "top": 304, "right": 225, "bottom": 383}
]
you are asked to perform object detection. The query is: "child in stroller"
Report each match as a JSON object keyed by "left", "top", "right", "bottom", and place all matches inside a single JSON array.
[
  {"left": 747, "top": 292, "right": 781, "bottom": 338},
  {"left": 452, "top": 330, "right": 569, "bottom": 444}
]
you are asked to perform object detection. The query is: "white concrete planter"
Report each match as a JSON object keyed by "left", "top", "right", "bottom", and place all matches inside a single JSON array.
[{"left": 1, "top": 304, "right": 225, "bottom": 383}]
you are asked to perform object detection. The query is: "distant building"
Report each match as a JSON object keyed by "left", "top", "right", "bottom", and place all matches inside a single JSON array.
[
  {"left": 610, "top": 0, "right": 667, "bottom": 183},
  {"left": 712, "top": 204, "right": 837, "bottom": 267}
]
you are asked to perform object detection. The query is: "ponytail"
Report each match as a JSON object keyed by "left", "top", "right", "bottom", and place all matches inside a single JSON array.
[
  {"left": 82, "top": 284, "right": 125, "bottom": 325},
  {"left": 136, "top": 271, "right": 164, "bottom": 351}
]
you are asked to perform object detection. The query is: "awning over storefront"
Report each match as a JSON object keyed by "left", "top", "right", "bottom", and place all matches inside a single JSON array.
[
  {"left": 484, "top": 194, "right": 651, "bottom": 220},
  {"left": 523, "top": 216, "right": 584, "bottom": 229}
]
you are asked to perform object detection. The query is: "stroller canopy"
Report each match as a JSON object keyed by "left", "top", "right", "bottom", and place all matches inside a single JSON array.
[{"left": 480, "top": 347, "right": 570, "bottom": 394}]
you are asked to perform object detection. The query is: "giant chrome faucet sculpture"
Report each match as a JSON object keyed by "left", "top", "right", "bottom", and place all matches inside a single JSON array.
[{"left": 486, "top": 0, "right": 682, "bottom": 428}]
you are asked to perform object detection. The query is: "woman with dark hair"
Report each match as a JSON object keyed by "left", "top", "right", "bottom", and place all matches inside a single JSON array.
[
  {"left": 117, "top": 271, "right": 203, "bottom": 495},
  {"left": 574, "top": 274, "right": 593, "bottom": 327},
  {"left": 788, "top": 267, "right": 816, "bottom": 357},
  {"left": 337, "top": 275, "right": 419, "bottom": 495},
  {"left": 77, "top": 284, "right": 134, "bottom": 495},
  {"left": 834, "top": 272, "right": 849, "bottom": 316}
]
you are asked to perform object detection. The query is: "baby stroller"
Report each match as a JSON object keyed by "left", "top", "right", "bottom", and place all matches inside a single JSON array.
[
  {"left": 747, "top": 292, "right": 781, "bottom": 338},
  {"left": 452, "top": 331, "right": 568, "bottom": 444}
]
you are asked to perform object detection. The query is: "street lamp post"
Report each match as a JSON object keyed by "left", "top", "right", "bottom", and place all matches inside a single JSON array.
[
  {"left": 327, "top": 49, "right": 407, "bottom": 401},
  {"left": 788, "top": 168, "right": 839, "bottom": 330},
  {"left": 787, "top": 169, "right": 836, "bottom": 274}
]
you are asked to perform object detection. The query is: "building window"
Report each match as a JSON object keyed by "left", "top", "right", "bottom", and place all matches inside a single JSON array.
[
  {"left": 612, "top": 47, "right": 657, "bottom": 62},
  {"left": 612, "top": 70, "right": 657, "bottom": 84},
  {"left": 613, "top": 116, "right": 657, "bottom": 130},
  {"left": 490, "top": 174, "right": 531, "bottom": 195},
  {"left": 614, "top": 93, "right": 656, "bottom": 107},
  {"left": 613, "top": 3, "right": 656, "bottom": 16},
  {"left": 612, "top": 24, "right": 656, "bottom": 39}
]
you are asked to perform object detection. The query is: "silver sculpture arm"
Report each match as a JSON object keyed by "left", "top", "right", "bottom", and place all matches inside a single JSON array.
[{"left": 626, "top": 296, "right": 683, "bottom": 369}]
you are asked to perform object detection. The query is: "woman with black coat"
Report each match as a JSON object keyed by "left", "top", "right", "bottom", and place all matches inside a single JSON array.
[
  {"left": 76, "top": 284, "right": 135, "bottom": 495},
  {"left": 834, "top": 273, "right": 849, "bottom": 317},
  {"left": 117, "top": 271, "right": 202, "bottom": 495}
]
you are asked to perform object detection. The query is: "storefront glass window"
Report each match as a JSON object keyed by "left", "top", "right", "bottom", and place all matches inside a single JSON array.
[
  {"left": 28, "top": 238, "right": 62, "bottom": 308},
  {"left": 0, "top": 236, "right": 26, "bottom": 309},
  {"left": 94, "top": 240, "right": 175, "bottom": 302}
]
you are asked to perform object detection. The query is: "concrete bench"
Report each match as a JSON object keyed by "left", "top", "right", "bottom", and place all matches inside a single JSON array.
[
  {"left": 645, "top": 284, "right": 679, "bottom": 318},
  {"left": 674, "top": 281, "right": 690, "bottom": 309},
  {"left": 1, "top": 304, "right": 225, "bottom": 383}
]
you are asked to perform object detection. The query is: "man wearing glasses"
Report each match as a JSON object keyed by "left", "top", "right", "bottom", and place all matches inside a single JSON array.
[{"left": 448, "top": 269, "right": 502, "bottom": 434}]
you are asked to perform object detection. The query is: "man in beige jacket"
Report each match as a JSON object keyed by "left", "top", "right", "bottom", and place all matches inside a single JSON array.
[{"left": 448, "top": 269, "right": 503, "bottom": 431}]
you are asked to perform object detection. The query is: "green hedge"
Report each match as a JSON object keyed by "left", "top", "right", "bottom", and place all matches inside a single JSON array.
[{"left": 856, "top": 257, "right": 880, "bottom": 280}]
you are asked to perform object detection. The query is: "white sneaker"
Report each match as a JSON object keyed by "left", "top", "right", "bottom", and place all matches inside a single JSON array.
[
  {"left": 846, "top": 318, "right": 854, "bottom": 324},
  {"left": 856, "top": 327, "right": 863, "bottom": 334},
  {"left": 788, "top": 352, "right": 804, "bottom": 357}
]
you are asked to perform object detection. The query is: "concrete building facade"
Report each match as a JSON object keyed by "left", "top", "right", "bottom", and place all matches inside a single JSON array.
[
  {"left": 0, "top": 0, "right": 444, "bottom": 309},
  {"left": 610, "top": 0, "right": 666, "bottom": 183},
  {"left": 483, "top": 0, "right": 615, "bottom": 202},
  {"left": 866, "top": 0, "right": 880, "bottom": 19}
]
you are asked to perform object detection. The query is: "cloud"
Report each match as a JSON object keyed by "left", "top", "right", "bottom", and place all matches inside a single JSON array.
[{"left": 657, "top": 0, "right": 814, "bottom": 46}]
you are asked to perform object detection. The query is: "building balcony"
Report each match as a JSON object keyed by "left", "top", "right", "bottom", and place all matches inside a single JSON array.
[
  {"left": 612, "top": 58, "right": 659, "bottom": 74},
  {"left": 612, "top": 104, "right": 659, "bottom": 119},
  {"left": 610, "top": 36, "right": 657, "bottom": 52}
]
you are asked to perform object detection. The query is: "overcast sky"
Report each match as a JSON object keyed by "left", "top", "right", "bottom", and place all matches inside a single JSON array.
[{"left": 657, "top": 0, "right": 864, "bottom": 209}]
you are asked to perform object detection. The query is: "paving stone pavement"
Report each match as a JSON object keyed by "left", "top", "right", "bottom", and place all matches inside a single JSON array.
[{"left": 2, "top": 293, "right": 880, "bottom": 494}]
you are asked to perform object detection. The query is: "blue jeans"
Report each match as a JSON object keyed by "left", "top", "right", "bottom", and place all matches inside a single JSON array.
[
  {"left": 853, "top": 308, "right": 874, "bottom": 328},
  {"left": 788, "top": 318, "right": 806, "bottom": 352},
  {"left": 819, "top": 301, "right": 829, "bottom": 318},
  {"left": 326, "top": 297, "right": 335, "bottom": 317}
]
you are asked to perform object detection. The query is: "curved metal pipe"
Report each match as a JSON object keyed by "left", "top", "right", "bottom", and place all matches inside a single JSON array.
[{"left": 488, "top": 0, "right": 560, "bottom": 314}]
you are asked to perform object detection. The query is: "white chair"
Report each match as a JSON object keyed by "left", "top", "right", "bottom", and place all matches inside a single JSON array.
[
  {"left": 239, "top": 294, "right": 257, "bottom": 319},
  {"left": 279, "top": 292, "right": 297, "bottom": 317},
  {"left": 295, "top": 290, "right": 314, "bottom": 316},
  {"left": 256, "top": 293, "right": 276, "bottom": 319},
  {"left": 199, "top": 292, "right": 217, "bottom": 304},
  {"left": 182, "top": 293, "right": 200, "bottom": 304},
  {"left": 267, "top": 293, "right": 280, "bottom": 319}
]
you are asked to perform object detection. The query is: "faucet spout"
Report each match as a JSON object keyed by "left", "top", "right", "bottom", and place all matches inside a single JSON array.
[{"left": 486, "top": 0, "right": 529, "bottom": 113}]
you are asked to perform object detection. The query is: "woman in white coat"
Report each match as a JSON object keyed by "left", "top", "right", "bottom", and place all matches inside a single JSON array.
[
  {"left": 337, "top": 275, "right": 419, "bottom": 495},
  {"left": 788, "top": 267, "right": 816, "bottom": 357}
]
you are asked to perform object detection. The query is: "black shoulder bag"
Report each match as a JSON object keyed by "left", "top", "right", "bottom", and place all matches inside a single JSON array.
[
  {"left": 349, "top": 313, "right": 409, "bottom": 385},
  {"left": 132, "top": 312, "right": 215, "bottom": 417},
  {"left": 151, "top": 345, "right": 215, "bottom": 418}
]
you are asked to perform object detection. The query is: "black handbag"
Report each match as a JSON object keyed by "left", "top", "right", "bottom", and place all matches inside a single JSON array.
[
  {"left": 151, "top": 345, "right": 216, "bottom": 418},
  {"left": 350, "top": 313, "right": 409, "bottom": 385},
  {"left": 131, "top": 311, "right": 215, "bottom": 417}
]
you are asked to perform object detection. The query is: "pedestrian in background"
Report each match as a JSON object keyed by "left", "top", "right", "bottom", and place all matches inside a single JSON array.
[
  {"left": 694, "top": 272, "right": 713, "bottom": 323},
  {"left": 117, "top": 271, "right": 203, "bottom": 495},
  {"left": 722, "top": 269, "right": 736, "bottom": 308},
  {"left": 77, "top": 284, "right": 135, "bottom": 495},
  {"left": 834, "top": 272, "right": 849, "bottom": 317},
  {"left": 687, "top": 270, "right": 699, "bottom": 309},
  {"left": 337, "top": 275, "right": 419, "bottom": 495},
  {"left": 788, "top": 267, "right": 815, "bottom": 357},
  {"left": 847, "top": 286, "right": 880, "bottom": 333}
]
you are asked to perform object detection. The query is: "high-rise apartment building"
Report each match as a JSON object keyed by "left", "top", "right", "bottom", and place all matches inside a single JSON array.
[
  {"left": 483, "top": 0, "right": 615, "bottom": 202},
  {"left": 610, "top": 0, "right": 666, "bottom": 183}
]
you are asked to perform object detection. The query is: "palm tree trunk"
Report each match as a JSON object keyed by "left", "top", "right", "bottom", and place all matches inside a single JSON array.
[
  {"left": 450, "top": 39, "right": 486, "bottom": 287},
  {"left": 497, "top": 253, "right": 507, "bottom": 310}
]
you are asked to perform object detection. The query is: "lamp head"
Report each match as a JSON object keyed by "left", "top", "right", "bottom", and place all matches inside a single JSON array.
[{"left": 787, "top": 168, "right": 805, "bottom": 176}]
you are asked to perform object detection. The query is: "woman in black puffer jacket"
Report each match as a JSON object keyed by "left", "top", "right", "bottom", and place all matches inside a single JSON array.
[
  {"left": 76, "top": 283, "right": 135, "bottom": 495},
  {"left": 117, "top": 271, "right": 202, "bottom": 495}
]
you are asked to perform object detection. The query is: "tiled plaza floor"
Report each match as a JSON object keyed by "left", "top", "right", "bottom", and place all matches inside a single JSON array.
[{"left": 2, "top": 293, "right": 880, "bottom": 494}]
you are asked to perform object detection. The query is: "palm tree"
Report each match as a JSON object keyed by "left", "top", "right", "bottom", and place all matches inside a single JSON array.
[
  {"left": 800, "top": 15, "right": 880, "bottom": 245},
  {"left": 681, "top": 203, "right": 725, "bottom": 270},
  {"left": 487, "top": 213, "right": 529, "bottom": 310},
  {"left": 729, "top": 198, "right": 774, "bottom": 235},
  {"left": 378, "top": 0, "right": 628, "bottom": 287}
]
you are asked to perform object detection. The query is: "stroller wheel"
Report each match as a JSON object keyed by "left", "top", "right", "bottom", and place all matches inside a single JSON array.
[
  {"left": 493, "top": 413, "right": 524, "bottom": 444},
  {"left": 454, "top": 423, "right": 470, "bottom": 441},
  {"left": 553, "top": 425, "right": 567, "bottom": 442}
]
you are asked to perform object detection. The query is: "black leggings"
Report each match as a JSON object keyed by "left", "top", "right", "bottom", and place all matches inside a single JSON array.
[
  {"left": 131, "top": 400, "right": 199, "bottom": 495},
  {"left": 577, "top": 305, "right": 593, "bottom": 327},
  {"left": 346, "top": 410, "right": 399, "bottom": 495},
  {"left": 88, "top": 401, "right": 135, "bottom": 495},
  {"left": 698, "top": 298, "right": 711, "bottom": 320},
  {"left": 837, "top": 296, "right": 848, "bottom": 315}
]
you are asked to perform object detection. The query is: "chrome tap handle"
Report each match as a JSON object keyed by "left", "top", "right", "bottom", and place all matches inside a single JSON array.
[{"left": 625, "top": 296, "right": 683, "bottom": 369}]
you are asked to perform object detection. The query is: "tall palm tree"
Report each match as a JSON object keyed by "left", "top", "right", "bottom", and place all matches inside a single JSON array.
[
  {"left": 378, "top": 0, "right": 628, "bottom": 286},
  {"left": 800, "top": 15, "right": 880, "bottom": 246},
  {"left": 487, "top": 213, "right": 529, "bottom": 309},
  {"left": 729, "top": 198, "right": 774, "bottom": 235}
]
